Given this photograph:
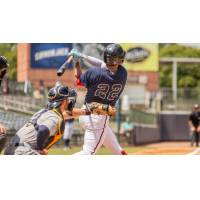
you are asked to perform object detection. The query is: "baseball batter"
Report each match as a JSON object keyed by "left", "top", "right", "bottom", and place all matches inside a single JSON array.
[
  {"left": 68, "top": 44, "right": 128, "bottom": 155},
  {"left": 4, "top": 85, "right": 106, "bottom": 155},
  {"left": 0, "top": 55, "right": 10, "bottom": 153}
]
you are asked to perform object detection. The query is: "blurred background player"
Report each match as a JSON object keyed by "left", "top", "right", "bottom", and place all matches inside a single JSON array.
[
  {"left": 68, "top": 44, "right": 128, "bottom": 155},
  {"left": 63, "top": 118, "right": 74, "bottom": 150},
  {"left": 0, "top": 56, "right": 10, "bottom": 153},
  {"left": 188, "top": 104, "right": 200, "bottom": 147}
]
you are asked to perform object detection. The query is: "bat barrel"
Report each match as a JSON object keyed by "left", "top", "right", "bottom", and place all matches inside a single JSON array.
[
  {"left": 57, "top": 56, "right": 73, "bottom": 77},
  {"left": 57, "top": 67, "right": 65, "bottom": 76}
]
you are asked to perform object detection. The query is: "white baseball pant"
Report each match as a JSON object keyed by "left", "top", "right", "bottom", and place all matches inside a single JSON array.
[{"left": 73, "top": 104, "right": 124, "bottom": 155}]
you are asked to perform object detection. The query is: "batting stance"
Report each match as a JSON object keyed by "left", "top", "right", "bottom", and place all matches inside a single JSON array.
[
  {"left": 0, "top": 56, "right": 10, "bottom": 153},
  {"left": 4, "top": 85, "right": 106, "bottom": 155},
  {"left": 69, "top": 44, "right": 128, "bottom": 155}
]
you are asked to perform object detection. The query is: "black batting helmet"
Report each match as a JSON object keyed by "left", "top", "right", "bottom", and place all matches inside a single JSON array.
[
  {"left": 103, "top": 44, "right": 126, "bottom": 66},
  {"left": 47, "top": 85, "right": 77, "bottom": 113}
]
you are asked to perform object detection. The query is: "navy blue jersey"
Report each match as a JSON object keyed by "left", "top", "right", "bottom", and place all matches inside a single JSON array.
[{"left": 79, "top": 65, "right": 127, "bottom": 106}]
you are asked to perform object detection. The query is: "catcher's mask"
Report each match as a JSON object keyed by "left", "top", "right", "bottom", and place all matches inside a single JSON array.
[
  {"left": 46, "top": 85, "right": 77, "bottom": 113},
  {"left": 103, "top": 44, "right": 126, "bottom": 66}
]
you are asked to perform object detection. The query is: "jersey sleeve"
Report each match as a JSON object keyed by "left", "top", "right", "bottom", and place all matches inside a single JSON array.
[
  {"left": 40, "top": 118, "right": 59, "bottom": 136},
  {"left": 189, "top": 114, "right": 192, "bottom": 121},
  {"left": 82, "top": 55, "right": 106, "bottom": 68},
  {"left": 76, "top": 76, "right": 84, "bottom": 87}
]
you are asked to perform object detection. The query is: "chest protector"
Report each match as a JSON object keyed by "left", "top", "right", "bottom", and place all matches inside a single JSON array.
[{"left": 28, "top": 108, "right": 65, "bottom": 150}]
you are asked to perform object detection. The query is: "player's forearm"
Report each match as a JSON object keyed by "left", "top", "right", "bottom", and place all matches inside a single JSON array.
[
  {"left": 82, "top": 55, "right": 105, "bottom": 68},
  {"left": 188, "top": 120, "right": 194, "bottom": 128},
  {"left": 74, "top": 61, "right": 83, "bottom": 80},
  {"left": 63, "top": 108, "right": 90, "bottom": 120}
]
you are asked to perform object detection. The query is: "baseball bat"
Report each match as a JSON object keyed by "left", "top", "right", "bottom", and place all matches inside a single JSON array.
[{"left": 57, "top": 56, "right": 74, "bottom": 76}]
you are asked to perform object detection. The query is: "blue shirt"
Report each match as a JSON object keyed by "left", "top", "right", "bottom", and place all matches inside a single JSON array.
[{"left": 80, "top": 65, "right": 127, "bottom": 106}]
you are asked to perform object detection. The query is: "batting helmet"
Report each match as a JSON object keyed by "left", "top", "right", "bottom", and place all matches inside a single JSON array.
[
  {"left": 103, "top": 44, "right": 126, "bottom": 66},
  {"left": 47, "top": 85, "right": 77, "bottom": 112}
]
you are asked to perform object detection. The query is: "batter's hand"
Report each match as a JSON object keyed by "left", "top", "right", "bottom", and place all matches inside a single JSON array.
[
  {"left": 191, "top": 127, "right": 196, "bottom": 132},
  {"left": 0, "top": 124, "right": 7, "bottom": 134},
  {"left": 68, "top": 49, "right": 84, "bottom": 61},
  {"left": 38, "top": 149, "right": 48, "bottom": 155}
]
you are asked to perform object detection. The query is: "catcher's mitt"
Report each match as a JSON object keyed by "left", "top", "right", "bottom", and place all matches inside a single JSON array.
[{"left": 86, "top": 102, "right": 117, "bottom": 116}]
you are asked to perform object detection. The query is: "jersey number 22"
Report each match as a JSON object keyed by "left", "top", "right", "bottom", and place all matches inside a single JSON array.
[{"left": 95, "top": 84, "right": 122, "bottom": 100}]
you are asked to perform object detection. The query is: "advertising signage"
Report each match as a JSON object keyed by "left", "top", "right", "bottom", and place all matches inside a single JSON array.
[
  {"left": 118, "top": 43, "right": 159, "bottom": 71},
  {"left": 31, "top": 43, "right": 73, "bottom": 69}
]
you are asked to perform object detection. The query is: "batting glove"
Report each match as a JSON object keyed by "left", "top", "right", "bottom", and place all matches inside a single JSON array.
[{"left": 68, "top": 49, "right": 84, "bottom": 62}]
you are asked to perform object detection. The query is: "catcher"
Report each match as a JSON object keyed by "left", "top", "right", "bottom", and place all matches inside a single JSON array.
[
  {"left": 69, "top": 44, "right": 128, "bottom": 155},
  {"left": 4, "top": 85, "right": 112, "bottom": 155},
  {"left": 0, "top": 56, "right": 10, "bottom": 153}
]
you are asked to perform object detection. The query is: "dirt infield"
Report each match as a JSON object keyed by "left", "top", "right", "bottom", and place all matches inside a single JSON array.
[
  {"left": 130, "top": 142, "right": 200, "bottom": 155},
  {"left": 130, "top": 147, "right": 197, "bottom": 155}
]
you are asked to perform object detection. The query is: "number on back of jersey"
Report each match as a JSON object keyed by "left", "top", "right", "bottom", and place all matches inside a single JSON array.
[{"left": 95, "top": 84, "right": 122, "bottom": 100}]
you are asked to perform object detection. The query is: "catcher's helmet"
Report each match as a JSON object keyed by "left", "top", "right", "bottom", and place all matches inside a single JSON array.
[
  {"left": 103, "top": 44, "right": 126, "bottom": 66},
  {"left": 47, "top": 85, "right": 77, "bottom": 111}
]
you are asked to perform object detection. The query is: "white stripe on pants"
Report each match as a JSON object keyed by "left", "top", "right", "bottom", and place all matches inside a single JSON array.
[{"left": 73, "top": 105, "right": 122, "bottom": 155}]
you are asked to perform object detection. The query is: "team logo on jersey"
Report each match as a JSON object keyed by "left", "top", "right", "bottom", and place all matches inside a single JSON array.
[{"left": 125, "top": 47, "right": 150, "bottom": 63}]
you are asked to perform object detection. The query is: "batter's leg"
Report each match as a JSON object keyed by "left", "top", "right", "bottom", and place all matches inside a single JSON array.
[
  {"left": 74, "top": 115, "right": 109, "bottom": 155},
  {"left": 103, "top": 126, "right": 127, "bottom": 155},
  {"left": 74, "top": 127, "right": 108, "bottom": 155}
]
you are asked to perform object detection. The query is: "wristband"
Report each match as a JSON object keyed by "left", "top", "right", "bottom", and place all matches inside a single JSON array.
[{"left": 84, "top": 108, "right": 91, "bottom": 115}]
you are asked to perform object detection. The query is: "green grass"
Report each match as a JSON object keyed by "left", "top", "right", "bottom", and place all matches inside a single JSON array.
[
  {"left": 48, "top": 146, "right": 147, "bottom": 155},
  {"left": 0, "top": 146, "right": 147, "bottom": 155}
]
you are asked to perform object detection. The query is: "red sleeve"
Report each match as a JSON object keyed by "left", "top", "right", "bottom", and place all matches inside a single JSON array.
[{"left": 76, "top": 76, "right": 84, "bottom": 87}]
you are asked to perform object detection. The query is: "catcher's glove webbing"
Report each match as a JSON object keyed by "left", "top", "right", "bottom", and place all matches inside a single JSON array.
[{"left": 85, "top": 102, "right": 117, "bottom": 116}]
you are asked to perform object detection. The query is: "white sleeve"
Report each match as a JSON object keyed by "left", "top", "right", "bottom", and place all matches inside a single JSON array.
[{"left": 82, "top": 55, "right": 106, "bottom": 68}]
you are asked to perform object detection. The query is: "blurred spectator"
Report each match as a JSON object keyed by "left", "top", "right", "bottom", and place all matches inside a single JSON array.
[
  {"left": 188, "top": 104, "right": 200, "bottom": 147},
  {"left": 120, "top": 116, "right": 133, "bottom": 136},
  {"left": 63, "top": 118, "right": 74, "bottom": 150},
  {"left": 149, "top": 91, "right": 157, "bottom": 109}
]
